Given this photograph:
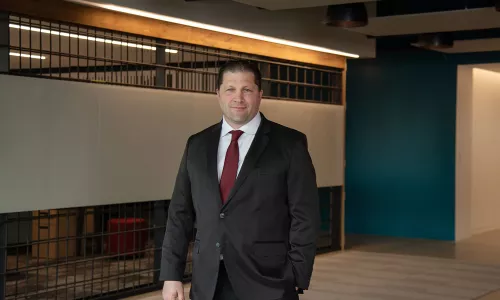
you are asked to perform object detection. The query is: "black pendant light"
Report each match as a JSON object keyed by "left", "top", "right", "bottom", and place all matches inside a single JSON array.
[
  {"left": 323, "top": 3, "right": 368, "bottom": 28},
  {"left": 416, "top": 32, "right": 454, "bottom": 49}
]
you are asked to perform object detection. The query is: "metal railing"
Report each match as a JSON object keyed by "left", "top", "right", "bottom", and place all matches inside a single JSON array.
[
  {"left": 1, "top": 187, "right": 340, "bottom": 300},
  {"left": 4, "top": 14, "right": 343, "bottom": 104}
]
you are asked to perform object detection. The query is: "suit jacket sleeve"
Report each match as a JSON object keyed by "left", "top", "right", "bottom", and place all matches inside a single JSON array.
[
  {"left": 159, "top": 137, "right": 195, "bottom": 281},
  {"left": 287, "top": 134, "right": 321, "bottom": 290}
]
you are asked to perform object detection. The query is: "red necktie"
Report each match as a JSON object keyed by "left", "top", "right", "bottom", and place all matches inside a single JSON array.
[{"left": 220, "top": 130, "right": 244, "bottom": 203}]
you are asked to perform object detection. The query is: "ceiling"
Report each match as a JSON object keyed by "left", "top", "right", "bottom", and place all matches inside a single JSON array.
[
  {"left": 231, "top": 0, "right": 500, "bottom": 55},
  {"left": 231, "top": 0, "right": 377, "bottom": 11},
  {"left": 476, "top": 63, "right": 500, "bottom": 73},
  {"left": 69, "top": 0, "right": 500, "bottom": 58},
  {"left": 346, "top": 7, "right": 500, "bottom": 37}
]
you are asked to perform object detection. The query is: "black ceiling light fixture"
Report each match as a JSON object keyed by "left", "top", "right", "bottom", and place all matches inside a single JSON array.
[
  {"left": 415, "top": 32, "right": 454, "bottom": 49},
  {"left": 322, "top": 3, "right": 368, "bottom": 28}
]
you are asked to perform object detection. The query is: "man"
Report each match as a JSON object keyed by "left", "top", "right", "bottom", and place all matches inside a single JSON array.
[{"left": 160, "top": 60, "right": 320, "bottom": 300}]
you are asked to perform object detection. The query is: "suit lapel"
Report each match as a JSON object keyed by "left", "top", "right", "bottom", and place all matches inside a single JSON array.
[
  {"left": 222, "top": 117, "right": 271, "bottom": 209},
  {"left": 206, "top": 122, "right": 223, "bottom": 210}
]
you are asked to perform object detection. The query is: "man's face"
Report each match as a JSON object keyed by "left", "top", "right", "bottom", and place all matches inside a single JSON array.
[{"left": 217, "top": 71, "right": 263, "bottom": 128}]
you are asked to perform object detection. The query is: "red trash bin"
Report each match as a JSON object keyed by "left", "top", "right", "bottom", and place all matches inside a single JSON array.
[{"left": 106, "top": 218, "right": 148, "bottom": 256}]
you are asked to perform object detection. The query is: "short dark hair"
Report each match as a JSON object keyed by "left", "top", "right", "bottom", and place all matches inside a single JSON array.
[{"left": 217, "top": 60, "right": 262, "bottom": 91}]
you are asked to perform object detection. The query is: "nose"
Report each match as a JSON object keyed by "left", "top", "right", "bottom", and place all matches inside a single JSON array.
[{"left": 233, "top": 90, "right": 244, "bottom": 101}]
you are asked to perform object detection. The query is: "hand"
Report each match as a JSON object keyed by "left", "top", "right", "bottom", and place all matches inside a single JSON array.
[{"left": 162, "top": 281, "right": 184, "bottom": 300}]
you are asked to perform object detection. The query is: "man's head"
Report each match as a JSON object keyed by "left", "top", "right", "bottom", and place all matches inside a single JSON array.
[{"left": 216, "top": 60, "right": 263, "bottom": 129}]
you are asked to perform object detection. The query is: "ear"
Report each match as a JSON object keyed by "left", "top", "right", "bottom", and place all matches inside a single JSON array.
[
  {"left": 259, "top": 89, "right": 263, "bottom": 98},
  {"left": 216, "top": 89, "right": 220, "bottom": 97}
]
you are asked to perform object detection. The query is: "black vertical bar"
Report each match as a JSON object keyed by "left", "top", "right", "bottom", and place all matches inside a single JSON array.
[
  {"left": 107, "top": 206, "right": 112, "bottom": 294},
  {"left": 100, "top": 206, "right": 105, "bottom": 297},
  {"left": 132, "top": 203, "right": 137, "bottom": 289},
  {"left": 110, "top": 32, "right": 114, "bottom": 83},
  {"left": 141, "top": 37, "right": 144, "bottom": 86},
  {"left": 94, "top": 29, "right": 97, "bottom": 81},
  {"left": 312, "top": 70, "right": 315, "bottom": 101},
  {"left": 70, "top": 210, "right": 76, "bottom": 299},
  {"left": 45, "top": 211, "right": 50, "bottom": 300},
  {"left": 286, "top": 66, "right": 290, "bottom": 98},
  {"left": 0, "top": 213, "right": 7, "bottom": 300},
  {"left": 83, "top": 208, "right": 87, "bottom": 298},
  {"left": 18, "top": 16, "right": 21, "bottom": 72},
  {"left": 123, "top": 205, "right": 127, "bottom": 290},
  {"left": 116, "top": 204, "right": 121, "bottom": 291},
  {"left": 86, "top": 27, "right": 89, "bottom": 81},
  {"left": 320, "top": 71, "right": 323, "bottom": 102},
  {"left": 39, "top": 19, "right": 42, "bottom": 76},
  {"left": 25, "top": 212, "right": 32, "bottom": 299},
  {"left": 29, "top": 18, "right": 32, "bottom": 73},
  {"left": 15, "top": 213, "right": 20, "bottom": 296},
  {"left": 181, "top": 46, "right": 185, "bottom": 90},
  {"left": 331, "top": 187, "right": 342, "bottom": 251},
  {"left": 90, "top": 209, "right": 95, "bottom": 297},
  {"left": 135, "top": 37, "right": 139, "bottom": 85},
  {"left": 55, "top": 209, "right": 60, "bottom": 299},
  {"left": 119, "top": 34, "right": 123, "bottom": 84},
  {"left": 328, "top": 72, "right": 331, "bottom": 103},
  {"left": 153, "top": 200, "right": 166, "bottom": 283},
  {"left": 155, "top": 39, "right": 166, "bottom": 87},
  {"left": 126, "top": 34, "right": 129, "bottom": 84},
  {"left": 277, "top": 65, "right": 280, "bottom": 98},
  {"left": 148, "top": 201, "right": 153, "bottom": 282},
  {"left": 59, "top": 23, "right": 61, "bottom": 78},
  {"left": 49, "top": 21, "right": 52, "bottom": 77},
  {"left": 192, "top": 45, "right": 196, "bottom": 91},
  {"left": 36, "top": 211, "right": 41, "bottom": 296},
  {"left": 0, "top": 12, "right": 9, "bottom": 73},
  {"left": 138, "top": 203, "right": 142, "bottom": 287}
]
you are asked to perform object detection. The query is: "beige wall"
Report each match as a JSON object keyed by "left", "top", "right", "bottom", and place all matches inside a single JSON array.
[
  {"left": 470, "top": 68, "right": 500, "bottom": 235},
  {"left": 456, "top": 65, "right": 500, "bottom": 240},
  {"left": 455, "top": 66, "right": 473, "bottom": 241},
  {"left": 0, "top": 74, "right": 345, "bottom": 213}
]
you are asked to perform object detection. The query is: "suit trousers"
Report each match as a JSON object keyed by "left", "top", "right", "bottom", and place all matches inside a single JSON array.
[
  {"left": 213, "top": 261, "right": 238, "bottom": 300},
  {"left": 212, "top": 261, "right": 300, "bottom": 300}
]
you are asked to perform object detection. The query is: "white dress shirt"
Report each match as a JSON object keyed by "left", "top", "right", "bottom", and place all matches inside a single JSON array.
[{"left": 217, "top": 112, "right": 262, "bottom": 182}]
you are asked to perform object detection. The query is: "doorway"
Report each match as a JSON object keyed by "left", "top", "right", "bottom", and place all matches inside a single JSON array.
[{"left": 456, "top": 64, "right": 500, "bottom": 242}]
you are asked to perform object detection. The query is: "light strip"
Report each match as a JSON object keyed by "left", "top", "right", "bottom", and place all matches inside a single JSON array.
[
  {"left": 9, "top": 23, "right": 178, "bottom": 53},
  {"left": 10, "top": 52, "right": 46, "bottom": 59},
  {"left": 65, "top": 0, "right": 360, "bottom": 58}
]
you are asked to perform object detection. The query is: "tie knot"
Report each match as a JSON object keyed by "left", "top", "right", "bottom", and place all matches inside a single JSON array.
[{"left": 230, "top": 130, "right": 244, "bottom": 142}]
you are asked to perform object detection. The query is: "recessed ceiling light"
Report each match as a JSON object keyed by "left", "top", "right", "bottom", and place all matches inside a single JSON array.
[
  {"left": 323, "top": 3, "right": 369, "bottom": 28},
  {"left": 65, "top": 0, "right": 360, "bottom": 58}
]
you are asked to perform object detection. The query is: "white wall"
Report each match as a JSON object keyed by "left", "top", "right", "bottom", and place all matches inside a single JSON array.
[
  {"left": 0, "top": 74, "right": 345, "bottom": 213},
  {"left": 455, "top": 65, "right": 473, "bottom": 241},
  {"left": 456, "top": 65, "right": 500, "bottom": 240},
  {"left": 79, "top": 0, "right": 375, "bottom": 58},
  {"left": 470, "top": 68, "right": 500, "bottom": 235}
]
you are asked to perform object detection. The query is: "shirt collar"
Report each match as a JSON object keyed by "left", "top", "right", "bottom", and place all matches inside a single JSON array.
[{"left": 221, "top": 112, "right": 262, "bottom": 137}]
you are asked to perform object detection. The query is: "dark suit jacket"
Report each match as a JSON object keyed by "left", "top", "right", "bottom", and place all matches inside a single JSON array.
[{"left": 160, "top": 114, "right": 320, "bottom": 300}]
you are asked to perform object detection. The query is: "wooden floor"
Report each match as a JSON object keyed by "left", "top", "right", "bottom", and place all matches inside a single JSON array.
[{"left": 127, "top": 230, "right": 500, "bottom": 300}]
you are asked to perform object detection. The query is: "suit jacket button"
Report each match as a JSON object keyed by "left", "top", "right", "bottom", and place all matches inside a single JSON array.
[
  {"left": 220, "top": 213, "right": 225, "bottom": 219},
  {"left": 216, "top": 242, "right": 220, "bottom": 248}
]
